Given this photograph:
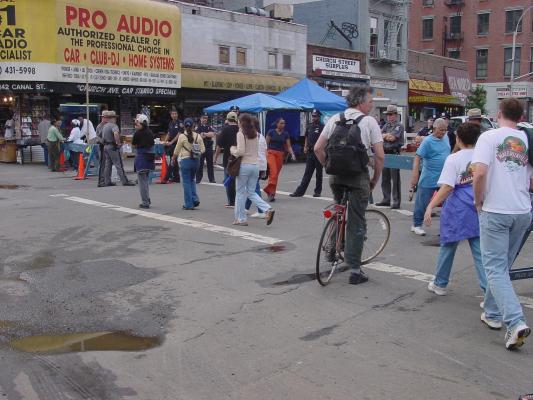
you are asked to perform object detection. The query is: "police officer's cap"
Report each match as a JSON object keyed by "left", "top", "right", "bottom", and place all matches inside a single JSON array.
[
  {"left": 311, "top": 109, "right": 321, "bottom": 116},
  {"left": 229, "top": 105, "right": 240, "bottom": 112}
]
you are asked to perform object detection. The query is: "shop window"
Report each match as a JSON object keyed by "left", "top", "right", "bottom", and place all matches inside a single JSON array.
[
  {"left": 236, "top": 47, "right": 247, "bottom": 66},
  {"left": 268, "top": 52, "right": 277, "bottom": 69},
  {"left": 422, "top": 18, "right": 433, "bottom": 40},
  {"left": 449, "top": 15, "right": 461, "bottom": 35},
  {"left": 505, "top": 9, "right": 522, "bottom": 33},
  {"left": 448, "top": 50, "right": 460, "bottom": 59},
  {"left": 476, "top": 49, "right": 488, "bottom": 78},
  {"left": 503, "top": 47, "right": 521, "bottom": 77},
  {"left": 477, "top": 13, "right": 489, "bottom": 35},
  {"left": 282, "top": 54, "right": 291, "bottom": 70},
  {"left": 219, "top": 46, "right": 230, "bottom": 64}
]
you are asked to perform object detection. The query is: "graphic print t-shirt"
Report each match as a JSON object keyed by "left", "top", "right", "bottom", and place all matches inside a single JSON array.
[
  {"left": 438, "top": 149, "right": 475, "bottom": 187},
  {"left": 472, "top": 127, "right": 532, "bottom": 214}
]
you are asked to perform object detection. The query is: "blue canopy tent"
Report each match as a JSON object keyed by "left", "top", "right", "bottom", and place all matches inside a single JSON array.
[
  {"left": 203, "top": 93, "right": 308, "bottom": 114},
  {"left": 275, "top": 78, "right": 347, "bottom": 112}
]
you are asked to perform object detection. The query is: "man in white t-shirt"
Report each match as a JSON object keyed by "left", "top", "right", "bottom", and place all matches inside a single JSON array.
[
  {"left": 78, "top": 115, "right": 96, "bottom": 142},
  {"left": 314, "top": 85, "right": 385, "bottom": 285},
  {"left": 472, "top": 98, "right": 533, "bottom": 350}
]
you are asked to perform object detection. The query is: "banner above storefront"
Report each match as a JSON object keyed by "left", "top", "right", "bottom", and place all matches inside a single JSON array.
[
  {"left": 0, "top": 0, "right": 181, "bottom": 88},
  {"left": 444, "top": 67, "right": 471, "bottom": 105},
  {"left": 408, "top": 79, "right": 444, "bottom": 93},
  {"left": 182, "top": 68, "right": 298, "bottom": 93},
  {"left": 312, "top": 55, "right": 362, "bottom": 79}
]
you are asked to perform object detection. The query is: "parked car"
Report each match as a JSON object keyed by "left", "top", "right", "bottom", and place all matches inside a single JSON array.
[{"left": 449, "top": 115, "right": 497, "bottom": 132}]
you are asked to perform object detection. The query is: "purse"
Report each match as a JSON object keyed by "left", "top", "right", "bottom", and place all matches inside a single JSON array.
[{"left": 227, "top": 155, "right": 242, "bottom": 177}]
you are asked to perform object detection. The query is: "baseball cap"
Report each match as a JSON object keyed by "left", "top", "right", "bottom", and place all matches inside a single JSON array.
[
  {"left": 183, "top": 118, "right": 194, "bottom": 127},
  {"left": 226, "top": 112, "right": 238, "bottom": 122}
]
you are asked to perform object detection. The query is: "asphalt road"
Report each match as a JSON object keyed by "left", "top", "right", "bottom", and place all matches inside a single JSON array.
[{"left": 0, "top": 159, "right": 532, "bottom": 400}]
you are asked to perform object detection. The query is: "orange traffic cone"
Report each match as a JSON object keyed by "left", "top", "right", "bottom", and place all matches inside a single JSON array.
[
  {"left": 59, "top": 151, "right": 67, "bottom": 171},
  {"left": 74, "top": 153, "right": 86, "bottom": 180},
  {"left": 159, "top": 154, "right": 168, "bottom": 184}
]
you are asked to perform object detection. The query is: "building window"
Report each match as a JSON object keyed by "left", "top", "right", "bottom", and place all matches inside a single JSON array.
[
  {"left": 530, "top": 47, "right": 533, "bottom": 73},
  {"left": 422, "top": 18, "right": 433, "bottom": 40},
  {"left": 448, "top": 50, "right": 460, "bottom": 59},
  {"left": 476, "top": 49, "right": 488, "bottom": 78},
  {"left": 384, "top": 20, "right": 390, "bottom": 46},
  {"left": 423, "top": 0, "right": 434, "bottom": 6},
  {"left": 219, "top": 46, "right": 230, "bottom": 64},
  {"left": 268, "top": 52, "right": 277, "bottom": 69},
  {"left": 236, "top": 47, "right": 246, "bottom": 66},
  {"left": 477, "top": 13, "right": 489, "bottom": 35},
  {"left": 282, "top": 54, "right": 291, "bottom": 70},
  {"left": 505, "top": 9, "right": 523, "bottom": 33},
  {"left": 449, "top": 15, "right": 462, "bottom": 34},
  {"left": 396, "top": 23, "right": 403, "bottom": 48},
  {"left": 504, "top": 47, "right": 521, "bottom": 77}
]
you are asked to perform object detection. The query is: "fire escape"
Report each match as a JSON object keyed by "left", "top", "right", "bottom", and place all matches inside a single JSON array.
[
  {"left": 442, "top": 0, "right": 465, "bottom": 57},
  {"left": 369, "top": 0, "right": 408, "bottom": 64}
]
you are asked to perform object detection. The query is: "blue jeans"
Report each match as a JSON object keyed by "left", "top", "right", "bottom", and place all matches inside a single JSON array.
[
  {"left": 224, "top": 168, "right": 236, "bottom": 206},
  {"left": 235, "top": 164, "right": 271, "bottom": 222},
  {"left": 433, "top": 237, "right": 487, "bottom": 292},
  {"left": 413, "top": 186, "right": 437, "bottom": 227},
  {"left": 245, "top": 179, "right": 264, "bottom": 213},
  {"left": 180, "top": 158, "right": 200, "bottom": 208},
  {"left": 480, "top": 211, "right": 531, "bottom": 329}
]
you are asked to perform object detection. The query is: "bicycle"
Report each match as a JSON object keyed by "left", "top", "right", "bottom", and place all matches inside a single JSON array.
[{"left": 316, "top": 187, "right": 391, "bottom": 286}]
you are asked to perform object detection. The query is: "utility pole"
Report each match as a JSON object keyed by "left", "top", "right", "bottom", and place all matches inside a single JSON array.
[{"left": 509, "top": 5, "right": 533, "bottom": 94}]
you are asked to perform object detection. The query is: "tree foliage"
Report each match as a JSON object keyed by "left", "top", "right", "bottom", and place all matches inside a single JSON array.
[{"left": 466, "top": 85, "right": 487, "bottom": 114}]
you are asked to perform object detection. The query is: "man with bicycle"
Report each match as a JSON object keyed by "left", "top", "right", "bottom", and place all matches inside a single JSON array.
[{"left": 314, "top": 85, "right": 385, "bottom": 285}]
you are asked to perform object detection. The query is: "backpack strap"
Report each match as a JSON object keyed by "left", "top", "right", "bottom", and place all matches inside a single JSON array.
[{"left": 337, "top": 113, "right": 347, "bottom": 125}]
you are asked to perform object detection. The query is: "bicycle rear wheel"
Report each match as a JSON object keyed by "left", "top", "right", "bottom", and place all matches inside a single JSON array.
[
  {"left": 316, "top": 217, "right": 345, "bottom": 286},
  {"left": 362, "top": 209, "right": 390, "bottom": 264}
]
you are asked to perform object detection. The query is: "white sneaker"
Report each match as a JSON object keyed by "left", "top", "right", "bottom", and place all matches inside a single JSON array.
[
  {"left": 250, "top": 212, "right": 266, "bottom": 219},
  {"left": 411, "top": 226, "right": 426, "bottom": 236},
  {"left": 505, "top": 323, "right": 531, "bottom": 350},
  {"left": 480, "top": 301, "right": 484, "bottom": 309},
  {"left": 245, "top": 210, "right": 251, "bottom": 215},
  {"left": 427, "top": 281, "right": 447, "bottom": 296},
  {"left": 481, "top": 312, "right": 502, "bottom": 330}
]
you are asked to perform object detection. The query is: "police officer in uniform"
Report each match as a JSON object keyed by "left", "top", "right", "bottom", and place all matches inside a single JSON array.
[
  {"left": 96, "top": 111, "right": 110, "bottom": 187},
  {"left": 196, "top": 114, "right": 216, "bottom": 183},
  {"left": 376, "top": 105, "right": 403, "bottom": 209},
  {"left": 101, "top": 110, "right": 135, "bottom": 187},
  {"left": 290, "top": 109, "right": 325, "bottom": 198},
  {"left": 163, "top": 108, "right": 183, "bottom": 183}
]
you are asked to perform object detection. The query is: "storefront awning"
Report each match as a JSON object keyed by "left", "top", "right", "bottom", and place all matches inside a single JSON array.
[
  {"left": 408, "top": 90, "right": 463, "bottom": 106},
  {"left": 182, "top": 68, "right": 299, "bottom": 93}
]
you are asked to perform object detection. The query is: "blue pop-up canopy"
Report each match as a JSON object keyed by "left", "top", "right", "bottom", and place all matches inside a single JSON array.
[
  {"left": 203, "top": 93, "right": 308, "bottom": 113},
  {"left": 275, "top": 78, "right": 347, "bottom": 112}
]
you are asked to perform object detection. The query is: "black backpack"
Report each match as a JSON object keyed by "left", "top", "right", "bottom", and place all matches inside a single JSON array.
[
  {"left": 325, "top": 114, "right": 369, "bottom": 176},
  {"left": 517, "top": 124, "right": 533, "bottom": 167}
]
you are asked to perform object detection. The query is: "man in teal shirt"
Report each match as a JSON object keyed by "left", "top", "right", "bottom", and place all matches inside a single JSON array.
[{"left": 47, "top": 118, "right": 64, "bottom": 172}]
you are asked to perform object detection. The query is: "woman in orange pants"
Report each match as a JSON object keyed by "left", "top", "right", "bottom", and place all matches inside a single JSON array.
[{"left": 263, "top": 118, "right": 296, "bottom": 202}]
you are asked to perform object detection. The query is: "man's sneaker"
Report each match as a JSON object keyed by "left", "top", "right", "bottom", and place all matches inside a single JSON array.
[
  {"left": 481, "top": 312, "right": 502, "bottom": 330},
  {"left": 265, "top": 209, "right": 275, "bottom": 225},
  {"left": 250, "top": 212, "right": 266, "bottom": 219},
  {"left": 505, "top": 323, "right": 531, "bottom": 350},
  {"left": 349, "top": 271, "right": 369, "bottom": 285},
  {"left": 411, "top": 226, "right": 426, "bottom": 236},
  {"left": 375, "top": 201, "right": 390, "bottom": 207},
  {"left": 427, "top": 281, "right": 447, "bottom": 296},
  {"left": 123, "top": 181, "right": 136, "bottom": 186}
]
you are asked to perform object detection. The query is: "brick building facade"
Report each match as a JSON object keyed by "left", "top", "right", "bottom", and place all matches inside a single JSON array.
[{"left": 408, "top": 0, "right": 533, "bottom": 120}]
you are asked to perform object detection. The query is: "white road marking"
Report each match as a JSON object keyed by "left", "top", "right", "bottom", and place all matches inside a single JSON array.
[
  {"left": 54, "top": 195, "right": 283, "bottom": 245},
  {"left": 365, "top": 262, "right": 533, "bottom": 310},
  {"left": 200, "top": 182, "right": 414, "bottom": 216}
]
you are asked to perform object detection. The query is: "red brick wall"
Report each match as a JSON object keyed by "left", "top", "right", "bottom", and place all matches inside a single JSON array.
[{"left": 408, "top": 0, "right": 533, "bottom": 84}]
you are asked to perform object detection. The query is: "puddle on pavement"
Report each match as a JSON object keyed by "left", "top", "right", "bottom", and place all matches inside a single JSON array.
[
  {"left": 0, "top": 184, "right": 24, "bottom": 189},
  {"left": 253, "top": 242, "right": 296, "bottom": 254},
  {"left": 10, "top": 332, "right": 161, "bottom": 354}
]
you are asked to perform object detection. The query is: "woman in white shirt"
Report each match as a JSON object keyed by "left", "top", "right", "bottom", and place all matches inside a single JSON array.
[
  {"left": 67, "top": 119, "right": 84, "bottom": 170},
  {"left": 245, "top": 117, "right": 268, "bottom": 218},
  {"left": 231, "top": 114, "right": 274, "bottom": 226}
]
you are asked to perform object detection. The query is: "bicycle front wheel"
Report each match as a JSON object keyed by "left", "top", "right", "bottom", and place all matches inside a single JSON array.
[
  {"left": 316, "top": 217, "right": 343, "bottom": 286},
  {"left": 362, "top": 209, "right": 390, "bottom": 264}
]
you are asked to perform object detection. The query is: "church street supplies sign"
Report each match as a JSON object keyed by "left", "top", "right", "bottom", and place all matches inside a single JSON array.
[
  {"left": 444, "top": 67, "right": 471, "bottom": 106},
  {"left": 0, "top": 0, "right": 181, "bottom": 88},
  {"left": 312, "top": 55, "right": 365, "bottom": 79}
]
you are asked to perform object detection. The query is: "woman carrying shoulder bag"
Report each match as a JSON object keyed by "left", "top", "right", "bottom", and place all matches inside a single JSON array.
[
  {"left": 132, "top": 114, "right": 155, "bottom": 209},
  {"left": 231, "top": 114, "right": 275, "bottom": 226},
  {"left": 172, "top": 118, "right": 205, "bottom": 210}
]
